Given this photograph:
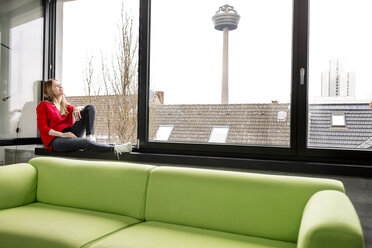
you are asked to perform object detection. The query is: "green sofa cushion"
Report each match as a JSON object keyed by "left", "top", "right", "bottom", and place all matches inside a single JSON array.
[
  {"left": 0, "top": 163, "right": 36, "bottom": 210},
  {"left": 145, "top": 167, "right": 345, "bottom": 243},
  {"left": 85, "top": 221, "right": 296, "bottom": 248},
  {"left": 29, "top": 157, "right": 154, "bottom": 219},
  {"left": 0, "top": 202, "right": 140, "bottom": 248}
]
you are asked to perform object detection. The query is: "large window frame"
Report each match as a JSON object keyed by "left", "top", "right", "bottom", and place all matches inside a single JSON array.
[
  {"left": 138, "top": 0, "right": 372, "bottom": 167},
  {"left": 138, "top": 0, "right": 296, "bottom": 158},
  {"left": 2, "top": 0, "right": 371, "bottom": 175}
]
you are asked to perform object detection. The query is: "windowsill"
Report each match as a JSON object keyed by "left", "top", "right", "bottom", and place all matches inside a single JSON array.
[
  {"left": 34, "top": 145, "right": 372, "bottom": 178},
  {"left": 34, "top": 145, "right": 136, "bottom": 160}
]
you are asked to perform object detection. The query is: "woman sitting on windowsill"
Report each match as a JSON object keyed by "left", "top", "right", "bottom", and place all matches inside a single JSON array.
[{"left": 36, "top": 79, "right": 131, "bottom": 155}]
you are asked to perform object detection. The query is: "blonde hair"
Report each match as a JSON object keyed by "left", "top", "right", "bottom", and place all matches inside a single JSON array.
[{"left": 44, "top": 79, "right": 69, "bottom": 116}]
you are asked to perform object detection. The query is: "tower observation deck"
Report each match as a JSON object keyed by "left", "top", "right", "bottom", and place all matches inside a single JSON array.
[
  {"left": 212, "top": 4, "right": 240, "bottom": 31},
  {"left": 212, "top": 4, "right": 240, "bottom": 104}
]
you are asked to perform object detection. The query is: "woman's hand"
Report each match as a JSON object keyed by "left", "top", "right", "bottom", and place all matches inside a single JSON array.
[
  {"left": 73, "top": 107, "right": 82, "bottom": 121},
  {"left": 49, "top": 129, "right": 76, "bottom": 138},
  {"left": 61, "top": 132, "right": 77, "bottom": 138}
]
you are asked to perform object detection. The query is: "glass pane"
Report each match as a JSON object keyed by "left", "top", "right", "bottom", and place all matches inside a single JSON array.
[
  {"left": 0, "top": 145, "right": 37, "bottom": 165},
  {"left": 331, "top": 114, "right": 345, "bottom": 127},
  {"left": 308, "top": 0, "right": 372, "bottom": 150},
  {"left": 154, "top": 125, "right": 174, "bottom": 141},
  {"left": 148, "top": 0, "right": 292, "bottom": 147},
  {"left": 56, "top": 0, "right": 139, "bottom": 144},
  {"left": 0, "top": 0, "right": 43, "bottom": 139},
  {"left": 208, "top": 126, "right": 229, "bottom": 143}
]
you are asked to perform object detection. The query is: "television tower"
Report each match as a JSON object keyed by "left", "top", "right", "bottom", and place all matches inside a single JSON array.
[{"left": 212, "top": 4, "right": 240, "bottom": 104}]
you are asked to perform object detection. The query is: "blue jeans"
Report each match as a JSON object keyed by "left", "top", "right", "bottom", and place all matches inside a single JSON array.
[
  {"left": 63, "top": 104, "right": 95, "bottom": 137},
  {"left": 51, "top": 137, "right": 114, "bottom": 152},
  {"left": 51, "top": 105, "right": 114, "bottom": 152}
]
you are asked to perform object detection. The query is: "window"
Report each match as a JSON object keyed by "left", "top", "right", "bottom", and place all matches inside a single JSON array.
[
  {"left": 208, "top": 126, "right": 229, "bottom": 143},
  {"left": 154, "top": 125, "right": 174, "bottom": 141},
  {"left": 56, "top": 0, "right": 139, "bottom": 144},
  {"left": 4, "top": 0, "right": 369, "bottom": 170},
  {"left": 0, "top": 145, "right": 37, "bottom": 165},
  {"left": 148, "top": 0, "right": 292, "bottom": 147},
  {"left": 0, "top": 0, "right": 43, "bottom": 140},
  {"left": 308, "top": 0, "right": 372, "bottom": 150},
  {"left": 331, "top": 113, "right": 346, "bottom": 127},
  {"left": 277, "top": 111, "right": 287, "bottom": 121}
]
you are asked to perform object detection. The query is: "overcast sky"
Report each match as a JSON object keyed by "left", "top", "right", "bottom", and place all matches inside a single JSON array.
[{"left": 61, "top": 0, "right": 372, "bottom": 104}]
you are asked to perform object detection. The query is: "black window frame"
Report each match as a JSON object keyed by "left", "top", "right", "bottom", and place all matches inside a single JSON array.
[
  {"left": 138, "top": 0, "right": 372, "bottom": 167},
  {"left": 138, "top": 0, "right": 297, "bottom": 158},
  {"left": 2, "top": 0, "right": 371, "bottom": 176}
]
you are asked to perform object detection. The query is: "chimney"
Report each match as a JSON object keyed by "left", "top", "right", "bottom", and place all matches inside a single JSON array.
[
  {"left": 271, "top": 100, "right": 279, "bottom": 104},
  {"left": 156, "top": 91, "right": 164, "bottom": 104}
]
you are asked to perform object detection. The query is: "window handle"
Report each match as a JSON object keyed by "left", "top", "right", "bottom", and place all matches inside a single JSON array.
[{"left": 300, "top": 68, "right": 305, "bottom": 85}]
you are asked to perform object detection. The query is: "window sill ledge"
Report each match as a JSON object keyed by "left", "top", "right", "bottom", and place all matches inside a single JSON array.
[{"left": 34, "top": 145, "right": 372, "bottom": 178}]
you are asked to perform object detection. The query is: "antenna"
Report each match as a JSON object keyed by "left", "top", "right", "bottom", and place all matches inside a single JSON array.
[{"left": 212, "top": 4, "right": 240, "bottom": 104}]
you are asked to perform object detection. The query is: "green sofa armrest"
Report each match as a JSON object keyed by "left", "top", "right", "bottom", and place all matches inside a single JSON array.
[
  {"left": 297, "top": 190, "right": 364, "bottom": 248},
  {"left": 0, "top": 163, "right": 37, "bottom": 210}
]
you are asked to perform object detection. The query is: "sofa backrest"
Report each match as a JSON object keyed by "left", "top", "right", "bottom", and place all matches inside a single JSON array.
[
  {"left": 29, "top": 157, "right": 154, "bottom": 220},
  {"left": 145, "top": 166, "right": 345, "bottom": 243}
]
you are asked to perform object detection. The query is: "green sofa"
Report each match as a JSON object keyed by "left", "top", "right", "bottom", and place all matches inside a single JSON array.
[{"left": 0, "top": 157, "right": 364, "bottom": 248}]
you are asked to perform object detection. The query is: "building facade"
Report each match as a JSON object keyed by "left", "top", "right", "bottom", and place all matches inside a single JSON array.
[{"left": 321, "top": 59, "right": 356, "bottom": 97}]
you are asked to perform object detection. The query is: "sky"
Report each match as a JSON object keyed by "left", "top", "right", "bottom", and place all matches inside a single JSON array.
[
  {"left": 309, "top": 0, "right": 372, "bottom": 102},
  {"left": 60, "top": 0, "right": 372, "bottom": 104}
]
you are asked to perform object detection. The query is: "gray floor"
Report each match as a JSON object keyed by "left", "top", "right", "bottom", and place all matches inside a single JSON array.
[
  {"left": 341, "top": 176, "right": 372, "bottom": 248},
  {"left": 2, "top": 149, "right": 372, "bottom": 247}
]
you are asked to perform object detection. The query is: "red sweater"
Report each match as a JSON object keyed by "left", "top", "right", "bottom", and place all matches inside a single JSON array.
[{"left": 36, "top": 101, "right": 74, "bottom": 151}]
